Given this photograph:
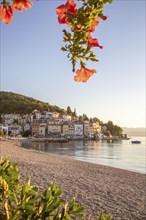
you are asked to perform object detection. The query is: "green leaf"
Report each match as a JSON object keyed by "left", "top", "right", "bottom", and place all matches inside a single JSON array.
[
  {"left": 105, "top": 214, "right": 112, "bottom": 220},
  {"left": 47, "top": 200, "right": 61, "bottom": 212},
  {"left": 54, "top": 188, "right": 63, "bottom": 197},
  {"left": 45, "top": 188, "right": 52, "bottom": 200},
  {"left": 70, "top": 206, "right": 84, "bottom": 215},
  {"left": 98, "top": 211, "right": 103, "bottom": 220},
  {"left": 64, "top": 213, "right": 71, "bottom": 220},
  {"left": 25, "top": 204, "right": 35, "bottom": 211},
  {"left": 22, "top": 183, "right": 29, "bottom": 195}
]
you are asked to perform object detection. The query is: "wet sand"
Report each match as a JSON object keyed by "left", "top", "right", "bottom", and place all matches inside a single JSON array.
[{"left": 0, "top": 140, "right": 145, "bottom": 219}]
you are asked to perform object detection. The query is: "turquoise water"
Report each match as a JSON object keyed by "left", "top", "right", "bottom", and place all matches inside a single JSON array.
[{"left": 22, "top": 136, "right": 146, "bottom": 174}]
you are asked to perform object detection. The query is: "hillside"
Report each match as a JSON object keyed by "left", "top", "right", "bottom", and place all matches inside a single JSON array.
[{"left": 0, "top": 91, "right": 67, "bottom": 114}]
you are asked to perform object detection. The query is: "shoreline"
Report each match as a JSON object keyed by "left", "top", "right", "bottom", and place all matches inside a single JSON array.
[
  {"left": 20, "top": 137, "right": 145, "bottom": 174},
  {"left": 0, "top": 140, "right": 145, "bottom": 219}
]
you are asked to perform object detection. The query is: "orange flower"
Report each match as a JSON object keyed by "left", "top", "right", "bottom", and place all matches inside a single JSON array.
[
  {"left": 74, "top": 66, "right": 96, "bottom": 82},
  {"left": 56, "top": 0, "right": 77, "bottom": 24},
  {"left": 13, "top": 0, "right": 32, "bottom": 11},
  {"left": 0, "top": 5, "right": 14, "bottom": 24},
  {"left": 88, "top": 16, "right": 99, "bottom": 33},
  {"left": 87, "top": 35, "right": 103, "bottom": 50}
]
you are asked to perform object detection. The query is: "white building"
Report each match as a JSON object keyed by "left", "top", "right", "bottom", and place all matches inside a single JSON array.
[
  {"left": 39, "top": 124, "right": 46, "bottom": 137},
  {"left": 45, "top": 112, "right": 54, "bottom": 119},
  {"left": 68, "top": 124, "right": 75, "bottom": 136},
  {"left": 48, "top": 124, "right": 61, "bottom": 135},
  {"left": 4, "top": 118, "right": 14, "bottom": 125},
  {"left": 8, "top": 125, "right": 22, "bottom": 135},
  {"left": 74, "top": 124, "right": 83, "bottom": 136},
  {"left": 3, "top": 114, "right": 20, "bottom": 120},
  {"left": 62, "top": 115, "right": 72, "bottom": 121},
  {"left": 62, "top": 124, "right": 69, "bottom": 136},
  {"left": 35, "top": 111, "right": 41, "bottom": 120},
  {"left": 24, "top": 123, "right": 31, "bottom": 131},
  {"left": 52, "top": 112, "right": 60, "bottom": 119}
]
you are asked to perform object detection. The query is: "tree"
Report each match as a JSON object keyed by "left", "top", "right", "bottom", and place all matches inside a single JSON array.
[
  {"left": 104, "top": 130, "right": 111, "bottom": 137},
  {"left": 92, "top": 117, "right": 101, "bottom": 124},
  {"left": 79, "top": 115, "right": 83, "bottom": 121},
  {"left": 0, "top": 115, "right": 3, "bottom": 123},
  {"left": 114, "top": 125, "right": 123, "bottom": 136},
  {"left": 22, "top": 130, "right": 32, "bottom": 137},
  {"left": 67, "top": 106, "right": 72, "bottom": 116},
  {"left": 72, "top": 108, "right": 77, "bottom": 117},
  {"left": 0, "top": 130, "right": 4, "bottom": 137},
  {"left": 0, "top": 0, "right": 112, "bottom": 83},
  {"left": 8, "top": 131, "right": 12, "bottom": 135},
  {"left": 82, "top": 114, "right": 89, "bottom": 121},
  {"left": 103, "top": 121, "right": 123, "bottom": 136},
  {"left": 14, "top": 119, "right": 18, "bottom": 124}
]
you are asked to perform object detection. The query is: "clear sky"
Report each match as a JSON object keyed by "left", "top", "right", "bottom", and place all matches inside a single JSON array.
[{"left": 0, "top": 0, "right": 145, "bottom": 128}]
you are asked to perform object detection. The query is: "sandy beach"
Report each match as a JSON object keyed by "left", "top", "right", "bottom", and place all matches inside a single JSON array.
[{"left": 0, "top": 140, "right": 145, "bottom": 220}]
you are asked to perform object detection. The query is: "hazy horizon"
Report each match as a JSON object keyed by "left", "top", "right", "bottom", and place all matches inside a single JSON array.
[{"left": 122, "top": 127, "right": 145, "bottom": 137}]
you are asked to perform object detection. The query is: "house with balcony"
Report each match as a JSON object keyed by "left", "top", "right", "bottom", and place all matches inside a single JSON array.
[
  {"left": 68, "top": 123, "right": 75, "bottom": 137},
  {"left": 24, "top": 123, "right": 31, "bottom": 131},
  {"left": 61, "top": 123, "right": 69, "bottom": 136},
  {"left": 74, "top": 123, "right": 84, "bottom": 136},
  {"left": 4, "top": 118, "right": 14, "bottom": 125},
  {"left": 31, "top": 123, "right": 40, "bottom": 137},
  {"left": 83, "top": 122, "right": 91, "bottom": 137},
  {"left": 31, "top": 122, "right": 46, "bottom": 137},
  {"left": 45, "top": 112, "right": 54, "bottom": 119},
  {"left": 8, "top": 125, "right": 22, "bottom": 135},
  {"left": 35, "top": 111, "right": 41, "bottom": 120},
  {"left": 47, "top": 124, "right": 62, "bottom": 137},
  {"left": 39, "top": 124, "right": 46, "bottom": 137}
]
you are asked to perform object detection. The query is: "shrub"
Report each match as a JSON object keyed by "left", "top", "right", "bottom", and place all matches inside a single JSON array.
[{"left": 0, "top": 158, "right": 112, "bottom": 220}]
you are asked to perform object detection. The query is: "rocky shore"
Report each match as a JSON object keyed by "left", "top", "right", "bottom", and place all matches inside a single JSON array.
[{"left": 0, "top": 140, "right": 145, "bottom": 219}]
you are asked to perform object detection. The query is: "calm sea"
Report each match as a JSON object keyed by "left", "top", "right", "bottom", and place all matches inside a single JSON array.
[{"left": 21, "top": 136, "right": 146, "bottom": 174}]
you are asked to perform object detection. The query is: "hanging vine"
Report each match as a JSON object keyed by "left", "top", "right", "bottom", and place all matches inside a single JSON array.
[{"left": 0, "top": 0, "right": 112, "bottom": 82}]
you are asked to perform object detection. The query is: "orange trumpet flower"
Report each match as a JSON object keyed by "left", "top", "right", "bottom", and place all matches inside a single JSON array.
[
  {"left": 0, "top": 5, "right": 14, "bottom": 24},
  {"left": 87, "top": 35, "right": 103, "bottom": 50},
  {"left": 74, "top": 66, "right": 96, "bottom": 82},
  {"left": 56, "top": 0, "right": 77, "bottom": 24}
]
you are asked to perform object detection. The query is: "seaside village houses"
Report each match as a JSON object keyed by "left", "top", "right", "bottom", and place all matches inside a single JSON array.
[{"left": 0, "top": 110, "right": 101, "bottom": 138}]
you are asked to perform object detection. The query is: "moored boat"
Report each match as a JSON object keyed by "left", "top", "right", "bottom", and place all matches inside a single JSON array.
[{"left": 131, "top": 140, "right": 141, "bottom": 144}]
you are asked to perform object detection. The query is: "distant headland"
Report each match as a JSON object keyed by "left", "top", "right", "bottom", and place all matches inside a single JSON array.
[{"left": 122, "top": 127, "right": 145, "bottom": 137}]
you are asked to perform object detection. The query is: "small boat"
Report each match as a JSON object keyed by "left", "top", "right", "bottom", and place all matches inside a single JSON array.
[{"left": 131, "top": 140, "right": 141, "bottom": 144}]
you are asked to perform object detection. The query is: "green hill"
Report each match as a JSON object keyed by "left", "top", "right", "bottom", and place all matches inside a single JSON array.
[{"left": 0, "top": 91, "right": 67, "bottom": 114}]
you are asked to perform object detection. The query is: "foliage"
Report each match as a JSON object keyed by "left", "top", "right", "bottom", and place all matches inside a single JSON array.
[
  {"left": 102, "top": 121, "right": 123, "bottom": 136},
  {"left": 22, "top": 130, "right": 32, "bottom": 137},
  {"left": 0, "top": 158, "right": 112, "bottom": 220},
  {"left": 103, "top": 130, "right": 111, "bottom": 137},
  {"left": 90, "top": 117, "right": 101, "bottom": 124},
  {"left": 0, "top": 130, "right": 4, "bottom": 137},
  {"left": 67, "top": 106, "right": 73, "bottom": 116},
  {"left": 0, "top": 91, "right": 67, "bottom": 115}
]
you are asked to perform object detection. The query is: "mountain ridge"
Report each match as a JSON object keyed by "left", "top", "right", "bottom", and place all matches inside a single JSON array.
[{"left": 0, "top": 91, "right": 67, "bottom": 115}]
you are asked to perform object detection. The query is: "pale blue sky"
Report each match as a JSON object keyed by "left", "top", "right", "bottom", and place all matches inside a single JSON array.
[{"left": 0, "top": 0, "right": 145, "bottom": 127}]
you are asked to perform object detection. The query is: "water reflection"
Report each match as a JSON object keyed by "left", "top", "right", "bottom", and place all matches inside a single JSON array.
[{"left": 22, "top": 137, "right": 145, "bottom": 173}]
